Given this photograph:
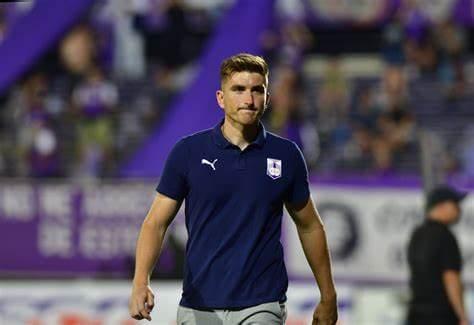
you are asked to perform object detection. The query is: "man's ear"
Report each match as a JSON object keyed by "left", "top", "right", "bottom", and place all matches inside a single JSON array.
[
  {"left": 216, "top": 90, "right": 225, "bottom": 109},
  {"left": 265, "top": 91, "right": 271, "bottom": 110}
]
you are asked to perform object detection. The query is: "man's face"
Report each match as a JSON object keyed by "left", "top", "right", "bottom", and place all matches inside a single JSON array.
[
  {"left": 443, "top": 201, "right": 462, "bottom": 224},
  {"left": 216, "top": 71, "right": 268, "bottom": 127}
]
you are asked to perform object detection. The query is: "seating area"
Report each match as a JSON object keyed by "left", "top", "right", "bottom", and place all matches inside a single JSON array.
[{"left": 0, "top": 0, "right": 473, "bottom": 181}]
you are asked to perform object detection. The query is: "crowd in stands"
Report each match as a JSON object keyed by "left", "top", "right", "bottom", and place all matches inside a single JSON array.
[
  {"left": 0, "top": 0, "right": 225, "bottom": 179},
  {"left": 264, "top": 1, "right": 473, "bottom": 177},
  {"left": 0, "top": 0, "right": 473, "bottom": 180}
]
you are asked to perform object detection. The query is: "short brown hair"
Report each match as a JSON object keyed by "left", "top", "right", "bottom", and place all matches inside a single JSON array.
[{"left": 220, "top": 53, "right": 269, "bottom": 85}]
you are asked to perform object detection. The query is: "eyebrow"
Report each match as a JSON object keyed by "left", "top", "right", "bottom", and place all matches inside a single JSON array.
[
  {"left": 252, "top": 85, "right": 265, "bottom": 92},
  {"left": 229, "top": 84, "right": 266, "bottom": 91},
  {"left": 230, "top": 84, "right": 245, "bottom": 90}
]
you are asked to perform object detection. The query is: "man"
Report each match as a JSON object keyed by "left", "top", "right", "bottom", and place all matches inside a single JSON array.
[
  {"left": 129, "top": 53, "right": 338, "bottom": 324},
  {"left": 407, "top": 185, "right": 469, "bottom": 325}
]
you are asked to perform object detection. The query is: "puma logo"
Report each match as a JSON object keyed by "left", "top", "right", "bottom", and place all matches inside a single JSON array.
[{"left": 201, "top": 159, "right": 218, "bottom": 171}]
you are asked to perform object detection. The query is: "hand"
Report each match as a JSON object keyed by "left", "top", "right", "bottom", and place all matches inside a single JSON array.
[
  {"left": 312, "top": 298, "right": 338, "bottom": 325},
  {"left": 459, "top": 317, "right": 470, "bottom": 325},
  {"left": 129, "top": 283, "right": 155, "bottom": 321}
]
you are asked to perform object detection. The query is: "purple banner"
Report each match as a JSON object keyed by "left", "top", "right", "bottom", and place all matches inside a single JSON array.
[
  {"left": 0, "top": 180, "right": 186, "bottom": 278},
  {"left": 1, "top": 179, "right": 471, "bottom": 279}
]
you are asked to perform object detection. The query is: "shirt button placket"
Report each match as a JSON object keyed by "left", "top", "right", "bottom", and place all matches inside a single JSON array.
[{"left": 231, "top": 149, "right": 246, "bottom": 170}]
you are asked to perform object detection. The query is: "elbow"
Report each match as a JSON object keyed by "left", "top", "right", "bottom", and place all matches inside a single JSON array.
[
  {"left": 297, "top": 220, "right": 324, "bottom": 234},
  {"left": 142, "top": 215, "right": 168, "bottom": 235}
]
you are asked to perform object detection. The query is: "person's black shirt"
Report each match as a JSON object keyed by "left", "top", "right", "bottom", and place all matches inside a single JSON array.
[{"left": 407, "top": 219, "right": 462, "bottom": 323}]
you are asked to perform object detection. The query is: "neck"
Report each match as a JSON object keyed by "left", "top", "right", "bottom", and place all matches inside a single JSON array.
[{"left": 221, "top": 117, "right": 259, "bottom": 150}]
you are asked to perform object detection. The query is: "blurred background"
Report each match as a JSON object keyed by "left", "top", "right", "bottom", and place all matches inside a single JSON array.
[{"left": 0, "top": 0, "right": 473, "bottom": 324}]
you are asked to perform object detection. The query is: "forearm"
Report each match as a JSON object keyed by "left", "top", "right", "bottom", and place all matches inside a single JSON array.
[
  {"left": 133, "top": 219, "right": 167, "bottom": 286},
  {"left": 443, "top": 270, "right": 467, "bottom": 321},
  {"left": 297, "top": 224, "right": 336, "bottom": 301}
]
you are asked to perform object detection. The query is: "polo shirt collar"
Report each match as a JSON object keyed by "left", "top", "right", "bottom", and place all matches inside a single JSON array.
[{"left": 212, "top": 119, "right": 267, "bottom": 149}]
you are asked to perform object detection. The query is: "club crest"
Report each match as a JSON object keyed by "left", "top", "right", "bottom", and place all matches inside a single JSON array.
[{"left": 267, "top": 158, "right": 282, "bottom": 179}]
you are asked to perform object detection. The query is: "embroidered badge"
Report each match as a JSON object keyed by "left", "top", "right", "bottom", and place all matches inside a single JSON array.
[{"left": 267, "top": 158, "right": 282, "bottom": 179}]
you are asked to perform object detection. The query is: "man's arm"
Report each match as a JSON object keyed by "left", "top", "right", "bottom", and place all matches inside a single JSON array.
[
  {"left": 285, "top": 197, "right": 337, "bottom": 325},
  {"left": 443, "top": 270, "right": 469, "bottom": 324},
  {"left": 129, "top": 193, "right": 182, "bottom": 321}
]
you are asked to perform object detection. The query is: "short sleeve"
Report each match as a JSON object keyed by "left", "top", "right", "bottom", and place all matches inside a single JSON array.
[
  {"left": 156, "top": 138, "right": 189, "bottom": 201},
  {"left": 439, "top": 230, "right": 462, "bottom": 272},
  {"left": 285, "top": 142, "right": 310, "bottom": 205}
]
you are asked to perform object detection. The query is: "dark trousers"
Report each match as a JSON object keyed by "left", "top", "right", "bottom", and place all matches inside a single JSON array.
[{"left": 406, "top": 310, "right": 458, "bottom": 325}]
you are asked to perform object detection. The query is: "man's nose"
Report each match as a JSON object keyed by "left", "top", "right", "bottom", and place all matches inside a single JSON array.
[{"left": 243, "top": 91, "right": 254, "bottom": 106}]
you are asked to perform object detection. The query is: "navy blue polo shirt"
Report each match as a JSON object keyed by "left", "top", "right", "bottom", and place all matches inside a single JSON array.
[{"left": 156, "top": 120, "right": 310, "bottom": 309}]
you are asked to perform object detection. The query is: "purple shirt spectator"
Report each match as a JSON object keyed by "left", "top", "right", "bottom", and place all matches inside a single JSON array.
[{"left": 73, "top": 70, "right": 118, "bottom": 119}]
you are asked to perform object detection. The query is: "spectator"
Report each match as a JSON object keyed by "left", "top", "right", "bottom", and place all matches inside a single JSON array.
[
  {"left": 4, "top": 73, "right": 61, "bottom": 177},
  {"left": 59, "top": 24, "right": 97, "bottom": 76},
  {"left": 132, "top": 0, "right": 209, "bottom": 69},
  {"left": 382, "top": 12, "right": 405, "bottom": 65},
  {"left": 316, "top": 56, "right": 351, "bottom": 141},
  {"left": 338, "top": 126, "right": 373, "bottom": 171},
  {"left": 351, "top": 86, "right": 379, "bottom": 132},
  {"left": 72, "top": 65, "right": 118, "bottom": 178},
  {"left": 266, "top": 64, "right": 299, "bottom": 135},
  {"left": 337, "top": 86, "right": 380, "bottom": 171},
  {"left": 434, "top": 18, "right": 466, "bottom": 98}
]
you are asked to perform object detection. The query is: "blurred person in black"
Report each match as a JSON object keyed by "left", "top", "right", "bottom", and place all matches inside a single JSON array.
[{"left": 407, "top": 185, "right": 469, "bottom": 325}]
